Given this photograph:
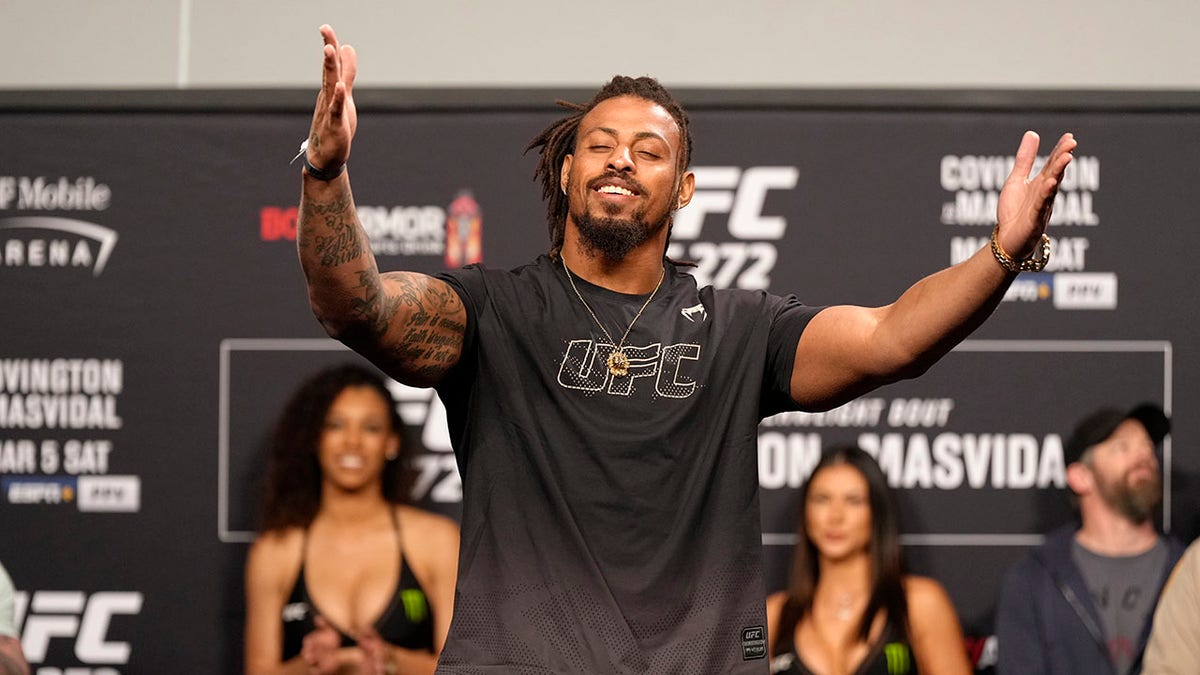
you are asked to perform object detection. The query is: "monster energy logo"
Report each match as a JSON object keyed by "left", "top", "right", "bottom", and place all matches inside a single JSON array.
[
  {"left": 884, "top": 642, "right": 912, "bottom": 674},
  {"left": 401, "top": 589, "right": 429, "bottom": 623}
]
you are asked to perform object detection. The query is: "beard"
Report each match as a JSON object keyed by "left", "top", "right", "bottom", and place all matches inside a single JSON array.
[
  {"left": 574, "top": 210, "right": 670, "bottom": 263},
  {"left": 569, "top": 171, "right": 672, "bottom": 263},
  {"left": 1095, "top": 465, "right": 1162, "bottom": 523}
]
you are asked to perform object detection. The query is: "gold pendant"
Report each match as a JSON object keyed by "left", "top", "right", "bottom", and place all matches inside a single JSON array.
[{"left": 606, "top": 350, "right": 630, "bottom": 377}]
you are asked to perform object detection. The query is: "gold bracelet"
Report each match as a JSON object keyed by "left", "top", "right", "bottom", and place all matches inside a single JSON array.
[{"left": 990, "top": 225, "right": 1050, "bottom": 272}]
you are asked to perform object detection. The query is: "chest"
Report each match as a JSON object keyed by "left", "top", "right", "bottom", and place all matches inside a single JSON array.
[
  {"left": 302, "top": 532, "right": 401, "bottom": 630},
  {"left": 794, "top": 611, "right": 889, "bottom": 675},
  {"left": 483, "top": 288, "right": 767, "bottom": 407}
]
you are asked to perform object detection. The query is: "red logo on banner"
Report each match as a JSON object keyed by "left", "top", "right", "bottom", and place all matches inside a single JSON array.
[
  {"left": 445, "top": 191, "right": 483, "bottom": 268},
  {"left": 260, "top": 207, "right": 298, "bottom": 241}
]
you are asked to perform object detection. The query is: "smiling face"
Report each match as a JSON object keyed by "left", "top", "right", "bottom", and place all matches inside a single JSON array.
[
  {"left": 804, "top": 463, "right": 874, "bottom": 563},
  {"left": 560, "top": 95, "right": 694, "bottom": 262},
  {"left": 316, "top": 385, "right": 400, "bottom": 494}
]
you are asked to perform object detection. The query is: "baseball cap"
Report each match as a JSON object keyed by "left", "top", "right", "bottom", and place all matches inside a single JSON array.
[{"left": 1063, "top": 402, "right": 1170, "bottom": 465}]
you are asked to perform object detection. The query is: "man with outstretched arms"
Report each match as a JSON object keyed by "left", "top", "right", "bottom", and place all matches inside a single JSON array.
[{"left": 296, "top": 25, "right": 1076, "bottom": 674}]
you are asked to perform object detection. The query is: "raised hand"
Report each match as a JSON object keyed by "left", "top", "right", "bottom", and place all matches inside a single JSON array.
[
  {"left": 306, "top": 24, "right": 358, "bottom": 175},
  {"left": 995, "top": 131, "right": 1077, "bottom": 258}
]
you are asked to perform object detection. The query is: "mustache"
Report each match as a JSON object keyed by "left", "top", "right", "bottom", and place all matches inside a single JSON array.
[
  {"left": 1126, "top": 461, "right": 1159, "bottom": 477},
  {"left": 586, "top": 171, "right": 648, "bottom": 196}
]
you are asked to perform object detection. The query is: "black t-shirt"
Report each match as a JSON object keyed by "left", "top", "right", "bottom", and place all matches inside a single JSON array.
[{"left": 434, "top": 255, "right": 821, "bottom": 674}]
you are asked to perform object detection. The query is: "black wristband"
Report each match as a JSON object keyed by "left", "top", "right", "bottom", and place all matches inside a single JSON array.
[{"left": 302, "top": 154, "right": 346, "bottom": 181}]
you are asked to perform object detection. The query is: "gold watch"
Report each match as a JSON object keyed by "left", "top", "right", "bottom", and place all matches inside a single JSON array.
[{"left": 990, "top": 224, "right": 1050, "bottom": 272}]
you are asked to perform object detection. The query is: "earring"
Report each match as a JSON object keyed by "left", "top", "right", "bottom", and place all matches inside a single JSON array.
[{"left": 386, "top": 450, "right": 398, "bottom": 461}]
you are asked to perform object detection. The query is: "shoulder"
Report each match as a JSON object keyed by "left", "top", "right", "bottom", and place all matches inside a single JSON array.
[
  {"left": 902, "top": 575, "right": 964, "bottom": 641},
  {"left": 703, "top": 286, "right": 821, "bottom": 325},
  {"left": 438, "top": 257, "right": 555, "bottom": 307},
  {"left": 1003, "top": 527, "right": 1075, "bottom": 582},
  {"left": 998, "top": 552, "right": 1039, "bottom": 591},
  {"left": 902, "top": 575, "right": 954, "bottom": 612},
  {"left": 902, "top": 575, "right": 960, "bottom": 632},
  {"left": 705, "top": 285, "right": 774, "bottom": 307},
  {"left": 1037, "top": 526, "right": 1078, "bottom": 564},
  {"left": 246, "top": 528, "right": 304, "bottom": 578},
  {"left": 1165, "top": 533, "right": 1189, "bottom": 562},
  {"left": 442, "top": 257, "right": 549, "bottom": 282},
  {"left": 396, "top": 505, "right": 460, "bottom": 552},
  {"left": 245, "top": 528, "right": 304, "bottom": 601}
]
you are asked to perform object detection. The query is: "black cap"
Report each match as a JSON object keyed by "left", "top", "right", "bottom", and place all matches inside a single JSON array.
[{"left": 1063, "top": 403, "right": 1170, "bottom": 465}]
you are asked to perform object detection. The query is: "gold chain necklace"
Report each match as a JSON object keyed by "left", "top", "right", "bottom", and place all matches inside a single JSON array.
[{"left": 562, "top": 260, "right": 665, "bottom": 377}]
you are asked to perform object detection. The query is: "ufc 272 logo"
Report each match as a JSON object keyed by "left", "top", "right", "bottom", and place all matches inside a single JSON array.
[
  {"left": 13, "top": 590, "right": 142, "bottom": 670},
  {"left": 668, "top": 166, "right": 798, "bottom": 290}
]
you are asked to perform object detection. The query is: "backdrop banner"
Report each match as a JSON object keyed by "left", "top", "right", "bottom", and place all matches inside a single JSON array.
[{"left": 2, "top": 96, "right": 1197, "bottom": 673}]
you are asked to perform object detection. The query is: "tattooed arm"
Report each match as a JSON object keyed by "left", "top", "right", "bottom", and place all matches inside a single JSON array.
[{"left": 297, "top": 25, "right": 466, "bottom": 387}]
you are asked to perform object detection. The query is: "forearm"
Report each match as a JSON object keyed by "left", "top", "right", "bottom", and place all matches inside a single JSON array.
[
  {"left": 873, "top": 243, "right": 1013, "bottom": 378},
  {"left": 297, "top": 171, "right": 382, "bottom": 338},
  {"left": 874, "top": 130, "right": 1072, "bottom": 378},
  {"left": 793, "top": 131, "right": 1070, "bottom": 409}
]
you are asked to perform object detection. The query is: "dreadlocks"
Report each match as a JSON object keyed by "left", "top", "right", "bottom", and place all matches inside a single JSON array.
[{"left": 525, "top": 75, "right": 694, "bottom": 260}]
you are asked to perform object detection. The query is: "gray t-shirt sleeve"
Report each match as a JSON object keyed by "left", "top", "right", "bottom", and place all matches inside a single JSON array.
[{"left": 761, "top": 294, "right": 824, "bottom": 416}]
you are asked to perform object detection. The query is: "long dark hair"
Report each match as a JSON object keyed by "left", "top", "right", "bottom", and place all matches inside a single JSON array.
[
  {"left": 257, "top": 363, "right": 414, "bottom": 533},
  {"left": 772, "top": 444, "right": 908, "bottom": 655},
  {"left": 525, "top": 75, "right": 694, "bottom": 260}
]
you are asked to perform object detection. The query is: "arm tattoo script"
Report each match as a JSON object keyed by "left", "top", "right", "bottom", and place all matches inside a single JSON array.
[
  {"left": 299, "top": 184, "right": 464, "bottom": 384},
  {"left": 300, "top": 187, "right": 365, "bottom": 268},
  {"left": 312, "top": 214, "right": 366, "bottom": 267},
  {"left": 349, "top": 271, "right": 467, "bottom": 383}
]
